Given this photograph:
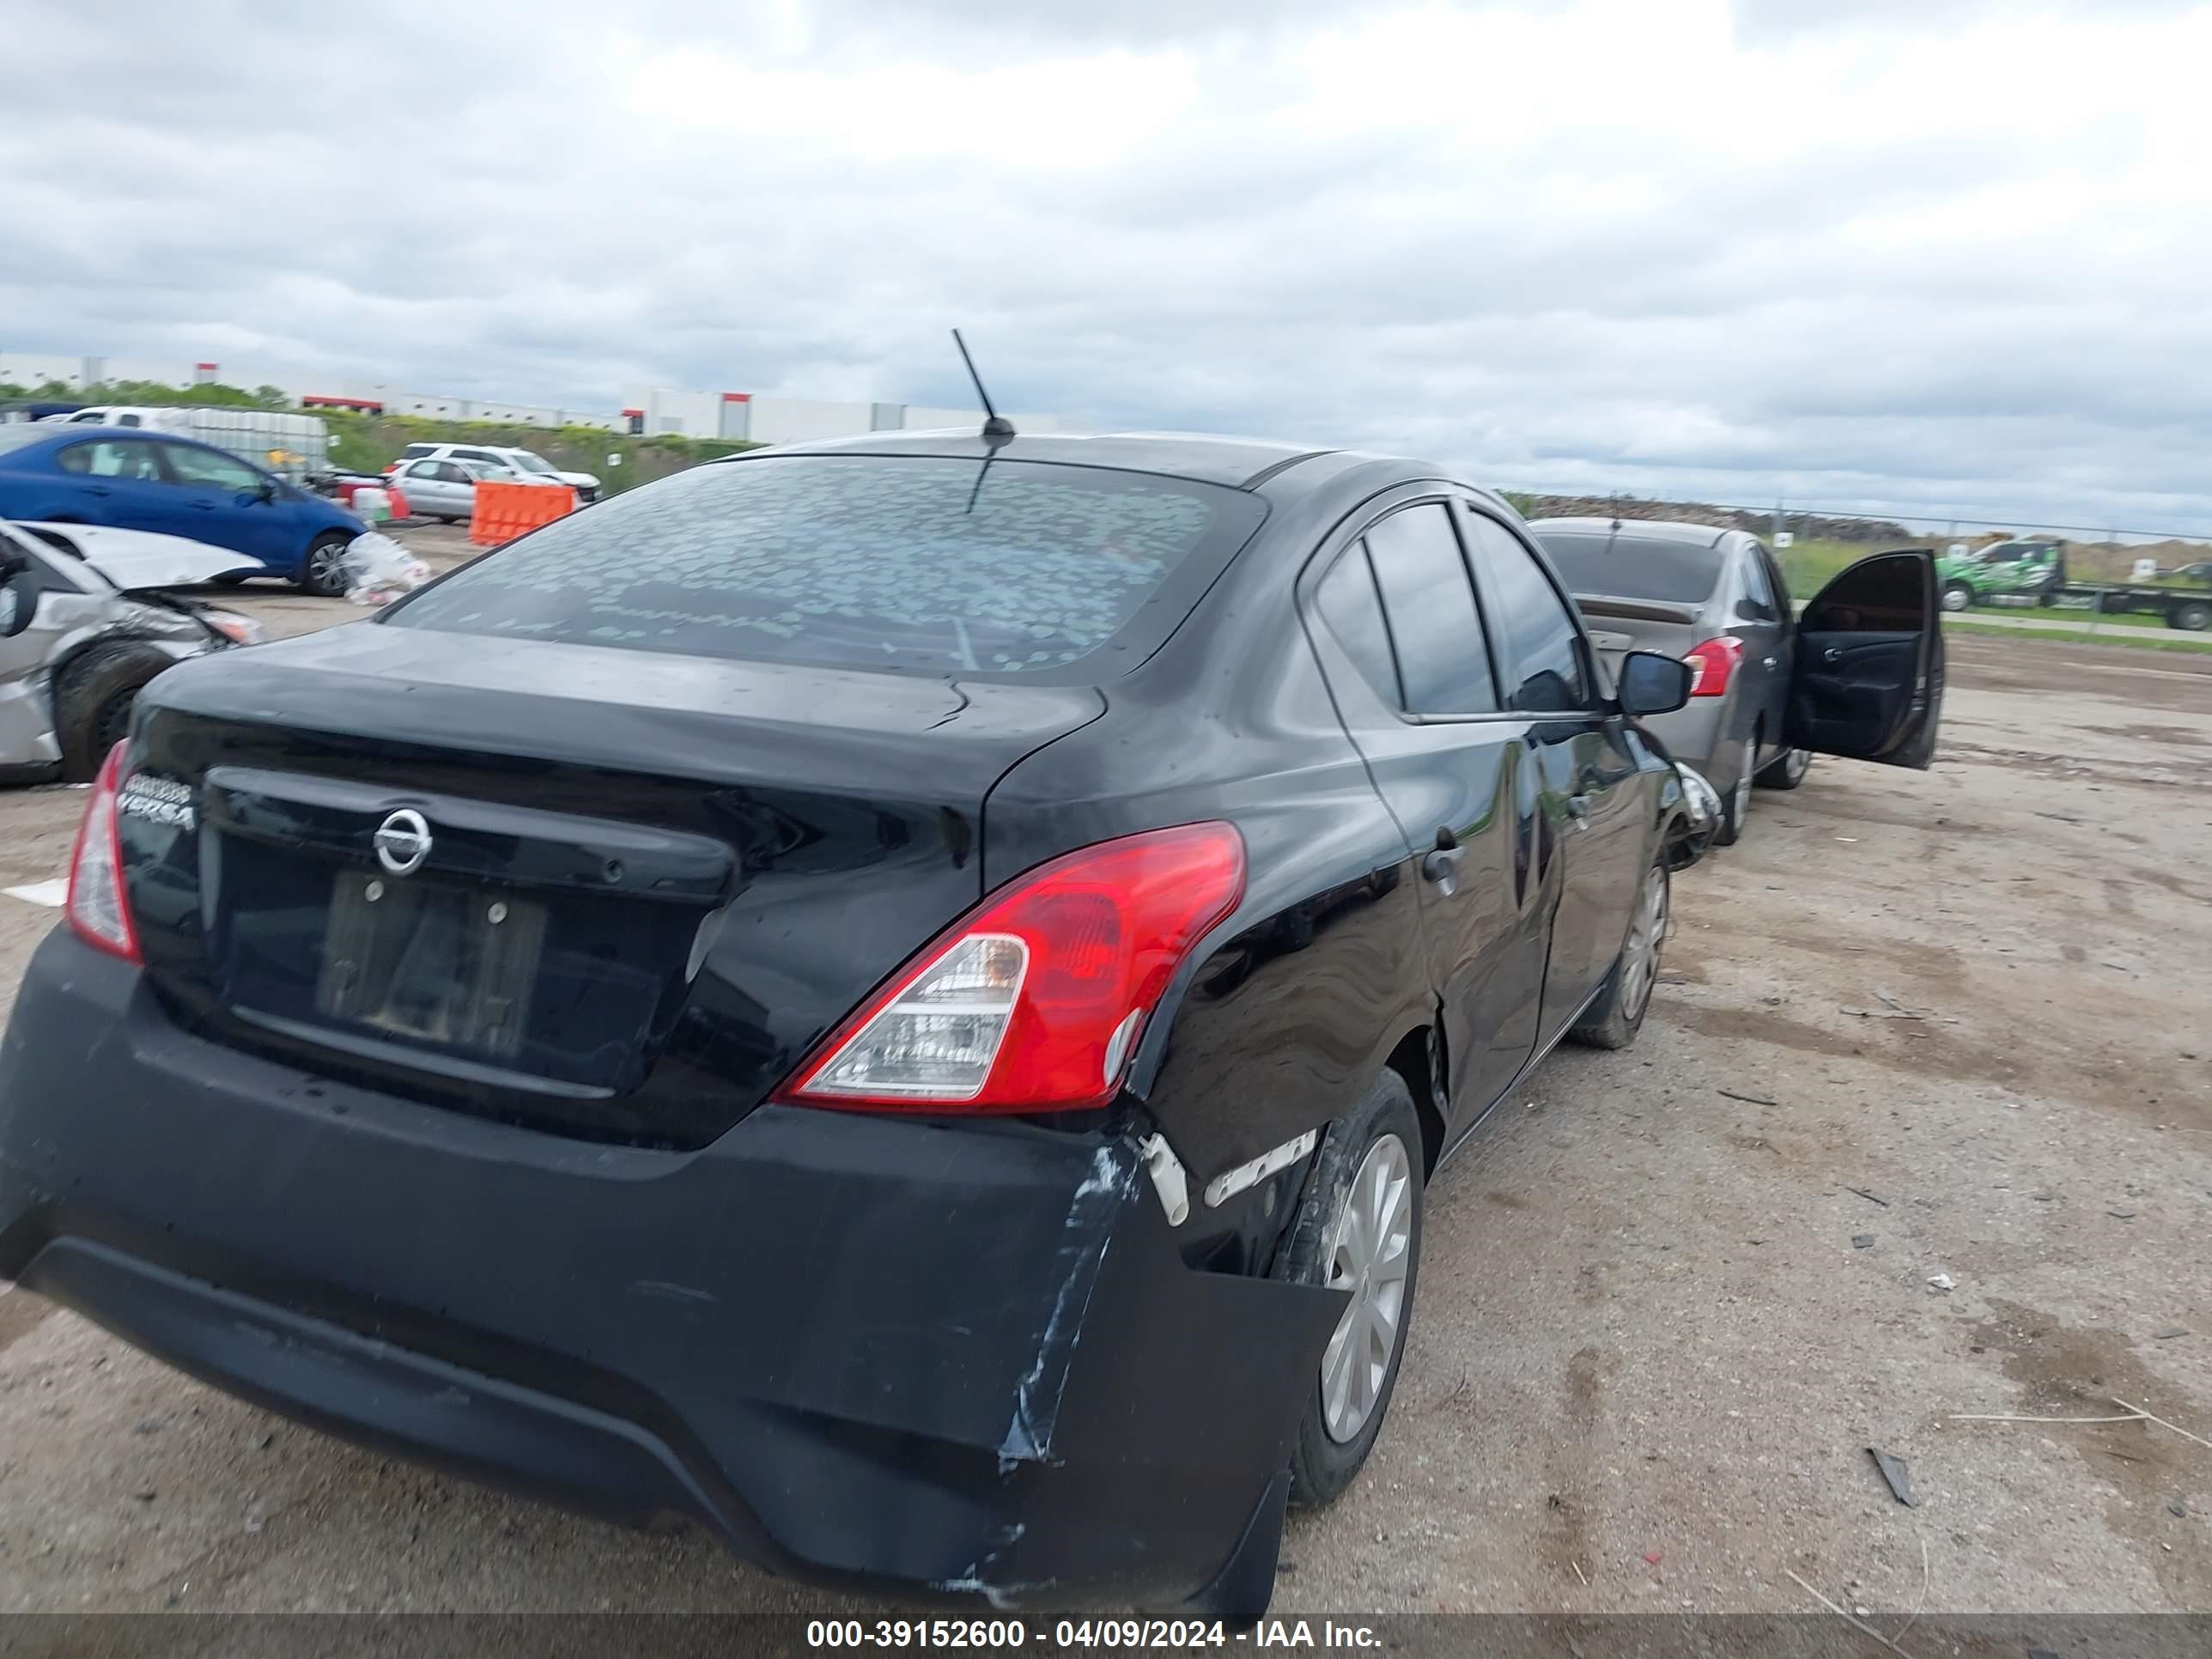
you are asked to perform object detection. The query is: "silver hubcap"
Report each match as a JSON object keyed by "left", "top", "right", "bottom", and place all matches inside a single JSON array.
[
  {"left": 1320, "top": 1133, "right": 1413, "bottom": 1444},
  {"left": 1618, "top": 863, "right": 1668, "bottom": 1022},
  {"left": 1783, "top": 747, "right": 1810, "bottom": 784},
  {"left": 1732, "top": 749, "right": 1753, "bottom": 825}
]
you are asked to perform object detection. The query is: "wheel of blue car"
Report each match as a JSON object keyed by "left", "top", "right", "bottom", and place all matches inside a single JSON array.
[
  {"left": 299, "top": 531, "right": 353, "bottom": 597},
  {"left": 54, "top": 641, "right": 176, "bottom": 781},
  {"left": 1279, "top": 1068, "right": 1424, "bottom": 1508}
]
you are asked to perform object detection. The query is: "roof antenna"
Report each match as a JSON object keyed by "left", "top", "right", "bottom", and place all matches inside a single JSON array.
[{"left": 952, "top": 329, "right": 1016, "bottom": 440}]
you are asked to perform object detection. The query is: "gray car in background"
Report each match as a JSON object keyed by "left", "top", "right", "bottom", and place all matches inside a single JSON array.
[{"left": 1529, "top": 518, "right": 1809, "bottom": 845}]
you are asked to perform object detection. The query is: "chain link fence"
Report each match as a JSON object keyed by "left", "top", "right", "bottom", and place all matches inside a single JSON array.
[{"left": 1502, "top": 492, "right": 2212, "bottom": 636}]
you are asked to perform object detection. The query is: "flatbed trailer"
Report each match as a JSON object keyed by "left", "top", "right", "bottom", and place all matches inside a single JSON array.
[{"left": 1935, "top": 538, "right": 2212, "bottom": 630}]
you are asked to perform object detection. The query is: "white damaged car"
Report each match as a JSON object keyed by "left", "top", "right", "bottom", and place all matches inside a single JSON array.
[{"left": 0, "top": 520, "right": 261, "bottom": 783}]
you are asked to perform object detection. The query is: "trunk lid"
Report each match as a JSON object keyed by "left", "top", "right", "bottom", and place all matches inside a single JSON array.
[
  {"left": 118, "top": 625, "right": 1103, "bottom": 1146},
  {"left": 1571, "top": 595, "right": 1706, "bottom": 680}
]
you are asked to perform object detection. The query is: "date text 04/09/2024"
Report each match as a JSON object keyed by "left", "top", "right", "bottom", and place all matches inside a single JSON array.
[{"left": 804, "top": 1619, "right": 1384, "bottom": 1649}]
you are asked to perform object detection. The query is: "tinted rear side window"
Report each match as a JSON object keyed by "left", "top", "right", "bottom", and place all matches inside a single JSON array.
[
  {"left": 1314, "top": 544, "right": 1401, "bottom": 708},
  {"left": 1537, "top": 530, "right": 1728, "bottom": 605},
  {"left": 1464, "top": 514, "right": 1591, "bottom": 714},
  {"left": 388, "top": 454, "right": 1265, "bottom": 680},
  {"left": 1362, "top": 504, "right": 1498, "bottom": 714}
]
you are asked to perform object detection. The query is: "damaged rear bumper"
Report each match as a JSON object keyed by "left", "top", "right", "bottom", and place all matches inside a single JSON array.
[{"left": 0, "top": 930, "right": 1340, "bottom": 1610}]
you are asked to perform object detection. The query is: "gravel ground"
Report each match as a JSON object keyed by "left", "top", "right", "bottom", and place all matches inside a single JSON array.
[{"left": 0, "top": 580, "right": 2205, "bottom": 1620}]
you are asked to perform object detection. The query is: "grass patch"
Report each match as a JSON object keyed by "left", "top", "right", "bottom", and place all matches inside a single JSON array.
[
  {"left": 1775, "top": 538, "right": 1891, "bottom": 599},
  {"left": 1954, "top": 601, "right": 2203, "bottom": 631},
  {"left": 1945, "top": 619, "right": 2212, "bottom": 653}
]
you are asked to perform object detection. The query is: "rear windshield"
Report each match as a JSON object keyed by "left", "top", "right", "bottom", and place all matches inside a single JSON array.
[
  {"left": 1536, "top": 530, "right": 1728, "bottom": 605},
  {"left": 387, "top": 454, "right": 1266, "bottom": 679}
]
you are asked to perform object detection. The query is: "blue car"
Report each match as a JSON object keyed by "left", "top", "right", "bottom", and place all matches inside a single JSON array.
[{"left": 0, "top": 426, "right": 367, "bottom": 595}]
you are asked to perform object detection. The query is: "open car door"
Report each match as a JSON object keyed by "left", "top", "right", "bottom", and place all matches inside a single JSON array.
[{"left": 1787, "top": 548, "right": 1943, "bottom": 769}]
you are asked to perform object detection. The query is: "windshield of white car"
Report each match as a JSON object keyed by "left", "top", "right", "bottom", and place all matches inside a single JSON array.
[{"left": 507, "top": 453, "right": 559, "bottom": 474}]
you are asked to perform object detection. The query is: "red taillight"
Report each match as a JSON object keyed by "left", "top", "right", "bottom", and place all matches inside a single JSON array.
[
  {"left": 1683, "top": 636, "right": 1743, "bottom": 697},
  {"left": 777, "top": 823, "right": 1247, "bottom": 1114},
  {"left": 66, "top": 742, "right": 143, "bottom": 965}
]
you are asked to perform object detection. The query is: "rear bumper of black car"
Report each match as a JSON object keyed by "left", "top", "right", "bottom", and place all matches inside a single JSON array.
[{"left": 0, "top": 930, "right": 1340, "bottom": 1613}]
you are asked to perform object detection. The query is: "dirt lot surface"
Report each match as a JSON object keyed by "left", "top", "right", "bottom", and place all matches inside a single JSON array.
[{"left": 1, "top": 586, "right": 2206, "bottom": 1619}]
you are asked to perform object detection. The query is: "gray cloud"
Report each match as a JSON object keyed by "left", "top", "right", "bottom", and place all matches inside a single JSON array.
[{"left": 3, "top": 0, "right": 2209, "bottom": 532}]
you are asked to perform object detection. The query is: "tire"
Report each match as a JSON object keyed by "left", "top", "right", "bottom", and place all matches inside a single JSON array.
[
  {"left": 1941, "top": 580, "right": 1974, "bottom": 613},
  {"left": 1755, "top": 745, "right": 1811, "bottom": 790},
  {"left": 2172, "top": 601, "right": 2210, "bottom": 633},
  {"left": 1711, "top": 737, "right": 1754, "bottom": 846},
  {"left": 1279, "top": 1069, "right": 1424, "bottom": 1509},
  {"left": 298, "top": 531, "right": 353, "bottom": 596},
  {"left": 1569, "top": 855, "right": 1669, "bottom": 1050},
  {"left": 54, "top": 641, "right": 176, "bottom": 781}
]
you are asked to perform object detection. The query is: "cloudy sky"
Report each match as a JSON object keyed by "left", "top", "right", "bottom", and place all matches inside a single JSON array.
[{"left": 6, "top": 0, "right": 2210, "bottom": 531}]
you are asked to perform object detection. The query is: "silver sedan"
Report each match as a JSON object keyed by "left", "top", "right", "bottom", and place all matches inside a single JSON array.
[{"left": 392, "top": 457, "right": 532, "bottom": 524}]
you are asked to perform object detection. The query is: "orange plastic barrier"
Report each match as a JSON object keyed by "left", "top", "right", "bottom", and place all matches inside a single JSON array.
[{"left": 470, "top": 480, "right": 578, "bottom": 546}]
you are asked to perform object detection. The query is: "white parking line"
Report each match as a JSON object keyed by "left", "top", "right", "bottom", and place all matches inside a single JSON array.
[{"left": 3, "top": 878, "right": 67, "bottom": 908}]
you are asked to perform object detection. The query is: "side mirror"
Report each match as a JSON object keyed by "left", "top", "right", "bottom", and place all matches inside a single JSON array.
[
  {"left": 256, "top": 479, "right": 276, "bottom": 503},
  {"left": 1618, "top": 650, "right": 1692, "bottom": 717}
]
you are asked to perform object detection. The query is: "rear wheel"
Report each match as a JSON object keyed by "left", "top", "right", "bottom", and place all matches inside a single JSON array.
[
  {"left": 1941, "top": 580, "right": 1974, "bottom": 613},
  {"left": 2172, "top": 600, "right": 2210, "bottom": 633},
  {"left": 54, "top": 641, "right": 176, "bottom": 781},
  {"left": 298, "top": 531, "right": 352, "bottom": 597},
  {"left": 1570, "top": 856, "right": 1668, "bottom": 1050},
  {"left": 1756, "top": 745, "right": 1811, "bottom": 789},
  {"left": 1280, "top": 1069, "right": 1423, "bottom": 1509}
]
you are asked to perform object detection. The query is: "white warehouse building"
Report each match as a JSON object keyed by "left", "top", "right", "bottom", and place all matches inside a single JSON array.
[{"left": 613, "top": 386, "right": 1064, "bottom": 443}]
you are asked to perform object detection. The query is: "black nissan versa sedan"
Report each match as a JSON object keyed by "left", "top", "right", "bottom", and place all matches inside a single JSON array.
[{"left": 0, "top": 430, "right": 1942, "bottom": 1621}]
